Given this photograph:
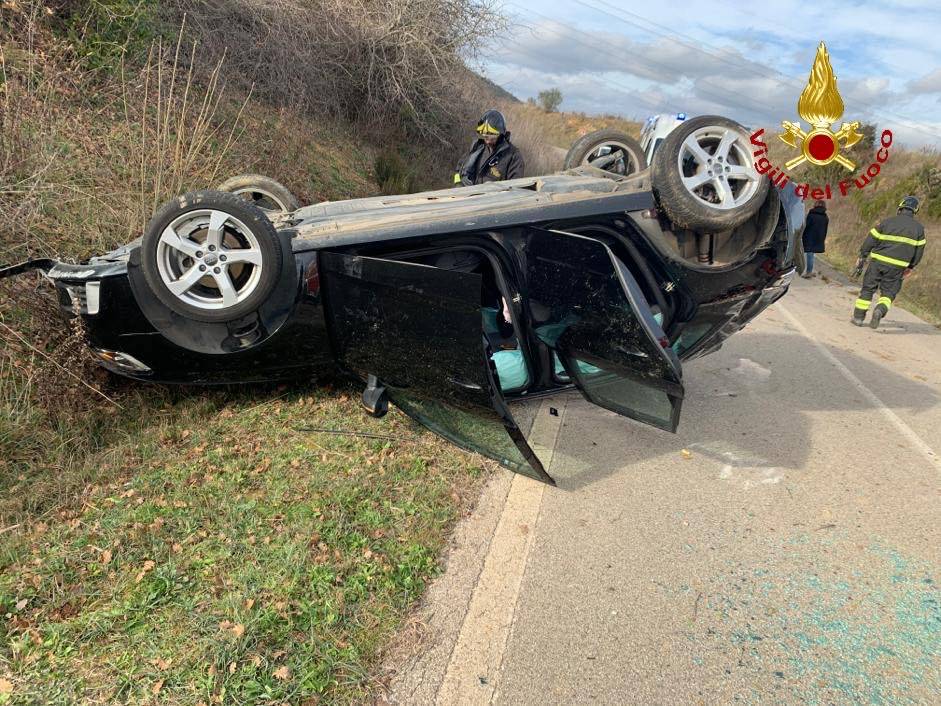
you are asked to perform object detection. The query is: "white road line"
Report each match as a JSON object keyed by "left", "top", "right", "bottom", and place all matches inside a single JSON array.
[
  {"left": 436, "top": 400, "right": 564, "bottom": 705},
  {"left": 778, "top": 302, "right": 941, "bottom": 471}
]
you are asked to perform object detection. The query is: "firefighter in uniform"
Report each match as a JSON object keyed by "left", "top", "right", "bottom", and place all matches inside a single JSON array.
[
  {"left": 851, "top": 196, "right": 926, "bottom": 329},
  {"left": 454, "top": 109, "right": 524, "bottom": 186}
]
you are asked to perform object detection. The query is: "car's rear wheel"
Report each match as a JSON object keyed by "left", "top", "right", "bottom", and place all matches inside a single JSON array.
[
  {"left": 563, "top": 129, "right": 647, "bottom": 176},
  {"left": 215, "top": 174, "right": 300, "bottom": 214},
  {"left": 140, "top": 191, "right": 284, "bottom": 324},
  {"left": 651, "top": 115, "right": 769, "bottom": 232}
]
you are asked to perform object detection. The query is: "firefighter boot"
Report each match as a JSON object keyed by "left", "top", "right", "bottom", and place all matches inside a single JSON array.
[
  {"left": 851, "top": 310, "right": 867, "bottom": 326},
  {"left": 869, "top": 303, "right": 888, "bottom": 330}
]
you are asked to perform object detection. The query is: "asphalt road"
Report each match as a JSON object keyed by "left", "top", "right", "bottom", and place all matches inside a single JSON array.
[{"left": 385, "top": 265, "right": 941, "bottom": 705}]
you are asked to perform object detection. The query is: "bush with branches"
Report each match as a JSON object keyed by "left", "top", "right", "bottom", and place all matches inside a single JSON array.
[
  {"left": 537, "top": 88, "right": 563, "bottom": 112},
  {"left": 168, "top": 0, "right": 507, "bottom": 144}
]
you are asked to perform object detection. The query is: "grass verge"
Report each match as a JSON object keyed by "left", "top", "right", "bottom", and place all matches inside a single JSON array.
[{"left": 0, "top": 374, "right": 490, "bottom": 704}]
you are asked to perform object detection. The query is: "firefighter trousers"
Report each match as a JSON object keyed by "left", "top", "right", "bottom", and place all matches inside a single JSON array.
[{"left": 854, "top": 262, "right": 904, "bottom": 316}]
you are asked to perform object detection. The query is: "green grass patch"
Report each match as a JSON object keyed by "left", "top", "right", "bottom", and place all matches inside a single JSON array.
[{"left": 0, "top": 381, "right": 489, "bottom": 703}]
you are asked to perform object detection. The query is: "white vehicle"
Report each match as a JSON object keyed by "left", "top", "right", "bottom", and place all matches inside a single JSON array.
[
  {"left": 563, "top": 112, "right": 690, "bottom": 177},
  {"left": 640, "top": 113, "right": 688, "bottom": 164}
]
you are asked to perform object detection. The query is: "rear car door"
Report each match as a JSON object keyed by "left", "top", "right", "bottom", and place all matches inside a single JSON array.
[
  {"left": 526, "top": 229, "right": 684, "bottom": 432},
  {"left": 319, "top": 251, "right": 552, "bottom": 484}
]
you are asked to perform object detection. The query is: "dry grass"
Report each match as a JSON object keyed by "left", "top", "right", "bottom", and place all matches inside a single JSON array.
[{"left": 498, "top": 102, "right": 642, "bottom": 176}]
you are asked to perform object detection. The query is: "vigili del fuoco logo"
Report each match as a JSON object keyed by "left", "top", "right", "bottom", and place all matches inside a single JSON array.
[{"left": 749, "top": 42, "right": 893, "bottom": 201}]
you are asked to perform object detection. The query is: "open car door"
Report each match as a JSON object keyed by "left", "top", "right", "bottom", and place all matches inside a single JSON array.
[
  {"left": 526, "top": 229, "right": 684, "bottom": 432},
  {"left": 319, "top": 251, "right": 553, "bottom": 484}
]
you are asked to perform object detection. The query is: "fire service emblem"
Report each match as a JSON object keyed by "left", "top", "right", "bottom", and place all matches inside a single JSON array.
[{"left": 779, "top": 42, "right": 863, "bottom": 171}]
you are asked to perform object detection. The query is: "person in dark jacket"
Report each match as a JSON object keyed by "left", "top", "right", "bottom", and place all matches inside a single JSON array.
[
  {"left": 851, "top": 195, "right": 926, "bottom": 329},
  {"left": 801, "top": 200, "right": 829, "bottom": 278},
  {"left": 453, "top": 109, "right": 524, "bottom": 186}
]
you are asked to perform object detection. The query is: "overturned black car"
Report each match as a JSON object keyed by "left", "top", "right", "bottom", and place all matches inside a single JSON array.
[{"left": 3, "top": 116, "right": 804, "bottom": 485}]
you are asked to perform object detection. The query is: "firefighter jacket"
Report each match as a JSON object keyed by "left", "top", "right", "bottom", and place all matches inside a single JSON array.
[
  {"left": 860, "top": 211, "right": 926, "bottom": 270},
  {"left": 454, "top": 135, "right": 524, "bottom": 186}
]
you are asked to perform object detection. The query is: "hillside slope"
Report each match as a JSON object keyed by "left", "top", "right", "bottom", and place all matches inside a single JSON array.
[
  {"left": 0, "top": 5, "right": 493, "bottom": 704},
  {"left": 496, "top": 102, "right": 642, "bottom": 176}
]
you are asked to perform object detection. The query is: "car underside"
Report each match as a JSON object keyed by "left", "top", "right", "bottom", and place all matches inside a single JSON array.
[{"left": 2, "top": 115, "right": 805, "bottom": 484}]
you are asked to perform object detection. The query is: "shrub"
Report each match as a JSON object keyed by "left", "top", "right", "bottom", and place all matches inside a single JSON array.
[
  {"left": 374, "top": 150, "right": 418, "bottom": 195},
  {"left": 167, "top": 0, "right": 506, "bottom": 145},
  {"left": 537, "top": 88, "right": 562, "bottom": 113}
]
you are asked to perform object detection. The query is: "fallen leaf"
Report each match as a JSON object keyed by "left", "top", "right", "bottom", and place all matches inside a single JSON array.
[
  {"left": 228, "top": 661, "right": 236, "bottom": 674},
  {"left": 135, "top": 560, "right": 156, "bottom": 583},
  {"left": 152, "top": 657, "right": 171, "bottom": 671},
  {"left": 101, "top": 549, "right": 112, "bottom": 565},
  {"left": 231, "top": 623, "right": 245, "bottom": 638},
  {"left": 15, "top": 599, "right": 27, "bottom": 611},
  {"left": 273, "top": 665, "right": 291, "bottom": 681},
  {"left": 681, "top": 449, "right": 692, "bottom": 459},
  {"left": 244, "top": 598, "right": 255, "bottom": 610},
  {"left": 152, "top": 679, "right": 164, "bottom": 695},
  {"left": 290, "top": 459, "right": 301, "bottom": 468},
  {"left": 181, "top": 430, "right": 191, "bottom": 439},
  {"left": 0, "top": 678, "right": 12, "bottom": 695}
]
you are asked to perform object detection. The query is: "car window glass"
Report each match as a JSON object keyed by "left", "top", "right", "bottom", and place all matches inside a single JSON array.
[
  {"left": 389, "top": 388, "right": 547, "bottom": 482},
  {"left": 526, "top": 229, "right": 683, "bottom": 432},
  {"left": 671, "top": 322, "right": 714, "bottom": 357},
  {"left": 562, "top": 357, "right": 676, "bottom": 429},
  {"left": 527, "top": 231, "right": 679, "bottom": 385}
]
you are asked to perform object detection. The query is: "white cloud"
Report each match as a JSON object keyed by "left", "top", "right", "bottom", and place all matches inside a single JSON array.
[
  {"left": 909, "top": 69, "right": 941, "bottom": 94},
  {"left": 485, "top": 2, "right": 941, "bottom": 147},
  {"left": 494, "top": 20, "right": 776, "bottom": 87}
]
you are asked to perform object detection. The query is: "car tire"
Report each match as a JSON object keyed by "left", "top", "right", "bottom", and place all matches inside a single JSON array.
[
  {"left": 651, "top": 115, "right": 769, "bottom": 232},
  {"left": 140, "top": 190, "right": 284, "bottom": 324},
  {"left": 563, "top": 129, "right": 647, "bottom": 176},
  {"left": 215, "top": 174, "right": 300, "bottom": 214}
]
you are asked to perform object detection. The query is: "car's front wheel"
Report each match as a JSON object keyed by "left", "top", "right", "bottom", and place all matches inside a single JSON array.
[
  {"left": 651, "top": 115, "right": 769, "bottom": 232},
  {"left": 563, "top": 129, "right": 647, "bottom": 176},
  {"left": 140, "top": 191, "right": 285, "bottom": 324}
]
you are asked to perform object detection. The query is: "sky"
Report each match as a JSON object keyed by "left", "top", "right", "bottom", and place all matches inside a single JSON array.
[{"left": 476, "top": 0, "right": 941, "bottom": 148}]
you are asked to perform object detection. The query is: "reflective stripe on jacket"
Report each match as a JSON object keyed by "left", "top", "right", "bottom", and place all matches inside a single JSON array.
[{"left": 860, "top": 211, "right": 926, "bottom": 269}]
